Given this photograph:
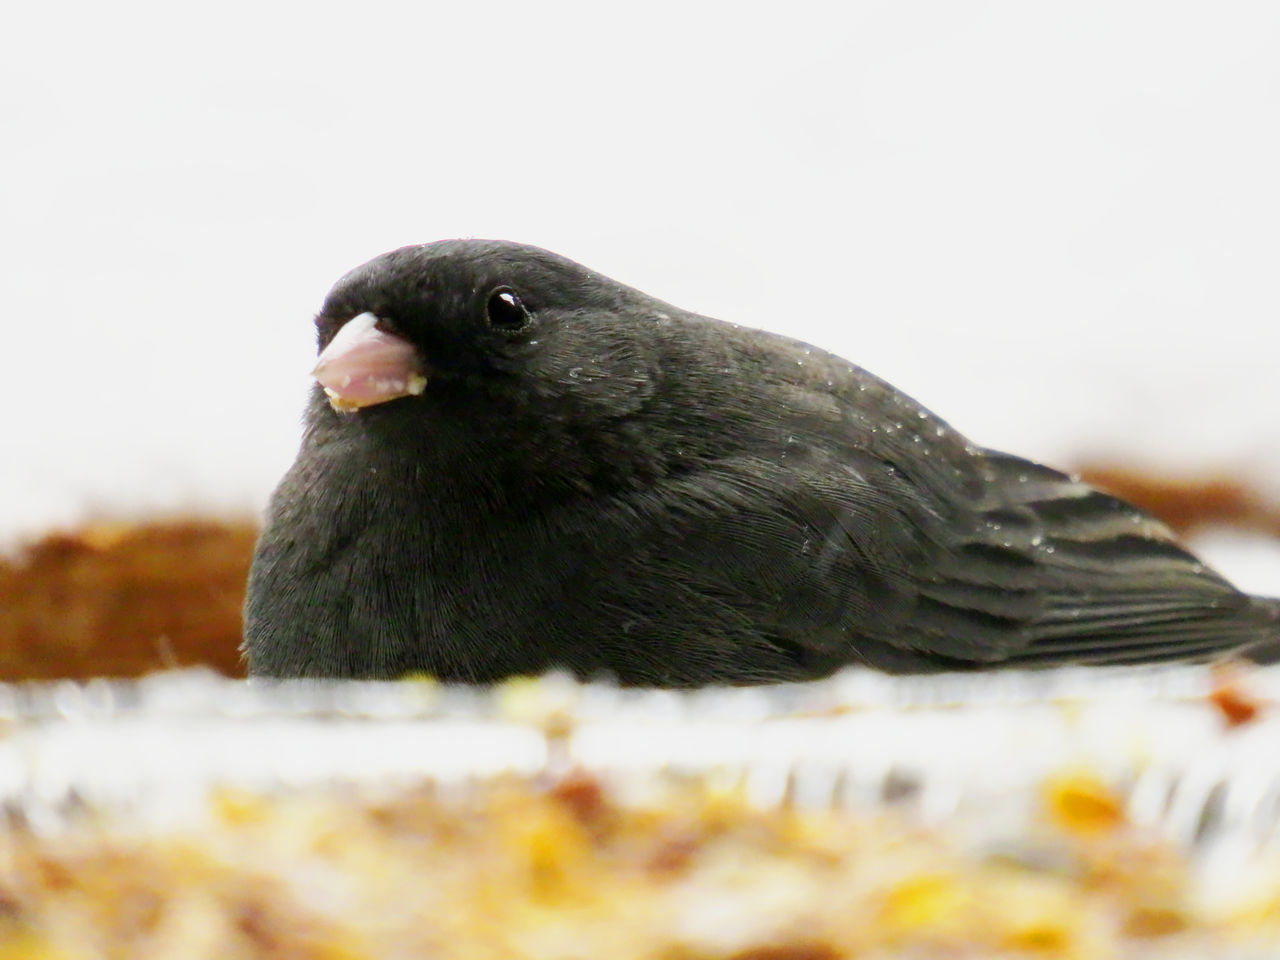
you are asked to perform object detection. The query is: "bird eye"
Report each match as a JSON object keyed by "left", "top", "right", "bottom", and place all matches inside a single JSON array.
[{"left": 485, "top": 287, "right": 531, "bottom": 331}]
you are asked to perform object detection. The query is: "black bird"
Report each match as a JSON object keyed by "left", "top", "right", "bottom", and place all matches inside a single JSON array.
[{"left": 243, "top": 240, "right": 1279, "bottom": 682}]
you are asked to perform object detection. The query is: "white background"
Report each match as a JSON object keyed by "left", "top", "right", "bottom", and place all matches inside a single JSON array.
[{"left": 4, "top": 1, "right": 1277, "bottom": 589}]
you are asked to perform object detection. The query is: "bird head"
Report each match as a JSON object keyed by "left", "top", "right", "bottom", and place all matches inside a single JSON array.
[{"left": 309, "top": 240, "right": 660, "bottom": 423}]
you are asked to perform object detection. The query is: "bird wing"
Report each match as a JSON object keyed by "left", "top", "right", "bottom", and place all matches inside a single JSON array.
[
  {"left": 628, "top": 446, "right": 1272, "bottom": 675},
  {"left": 918, "top": 451, "right": 1273, "bottom": 666}
]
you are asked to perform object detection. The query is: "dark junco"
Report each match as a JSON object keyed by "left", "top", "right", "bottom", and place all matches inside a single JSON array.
[{"left": 243, "top": 240, "right": 1279, "bottom": 683}]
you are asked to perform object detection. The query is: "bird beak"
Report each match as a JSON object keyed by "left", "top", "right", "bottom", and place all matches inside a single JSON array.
[{"left": 311, "top": 312, "right": 427, "bottom": 412}]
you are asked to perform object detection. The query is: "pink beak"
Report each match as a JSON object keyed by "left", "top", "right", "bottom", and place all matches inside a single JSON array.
[{"left": 311, "top": 312, "right": 427, "bottom": 412}]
